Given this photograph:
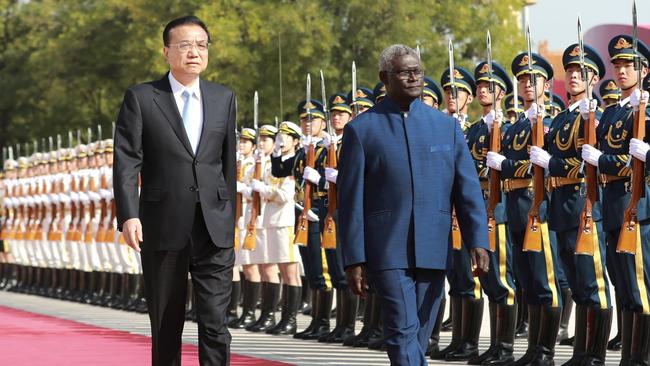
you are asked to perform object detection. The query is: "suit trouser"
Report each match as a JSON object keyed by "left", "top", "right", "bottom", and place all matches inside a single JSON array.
[
  {"left": 510, "top": 229, "right": 562, "bottom": 307},
  {"left": 479, "top": 223, "right": 517, "bottom": 305},
  {"left": 555, "top": 224, "right": 611, "bottom": 308},
  {"left": 369, "top": 268, "right": 445, "bottom": 366},
  {"left": 141, "top": 204, "right": 234, "bottom": 366},
  {"left": 605, "top": 221, "right": 650, "bottom": 313}
]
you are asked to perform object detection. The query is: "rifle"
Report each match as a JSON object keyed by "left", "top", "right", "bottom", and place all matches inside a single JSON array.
[
  {"left": 618, "top": 0, "right": 646, "bottom": 254},
  {"left": 523, "top": 22, "right": 545, "bottom": 252},
  {"left": 486, "top": 30, "right": 500, "bottom": 252},
  {"left": 448, "top": 38, "right": 462, "bottom": 250},
  {"left": 234, "top": 131, "right": 243, "bottom": 251},
  {"left": 243, "top": 91, "right": 261, "bottom": 251},
  {"left": 320, "top": 70, "right": 337, "bottom": 249},
  {"left": 295, "top": 74, "right": 315, "bottom": 246},
  {"left": 575, "top": 15, "right": 599, "bottom": 255}
]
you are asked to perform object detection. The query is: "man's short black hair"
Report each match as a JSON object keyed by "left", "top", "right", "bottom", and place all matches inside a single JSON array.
[{"left": 163, "top": 15, "right": 211, "bottom": 46}]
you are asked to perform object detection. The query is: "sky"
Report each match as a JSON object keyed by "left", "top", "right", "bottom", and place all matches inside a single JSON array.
[{"left": 528, "top": 0, "right": 650, "bottom": 50}]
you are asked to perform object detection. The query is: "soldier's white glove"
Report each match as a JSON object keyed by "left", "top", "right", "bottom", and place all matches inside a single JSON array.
[
  {"left": 325, "top": 167, "right": 338, "bottom": 184},
  {"left": 300, "top": 135, "right": 311, "bottom": 147},
  {"left": 526, "top": 103, "right": 544, "bottom": 123},
  {"left": 321, "top": 133, "right": 332, "bottom": 149},
  {"left": 452, "top": 113, "right": 464, "bottom": 127},
  {"left": 272, "top": 134, "right": 283, "bottom": 157},
  {"left": 530, "top": 146, "right": 551, "bottom": 169},
  {"left": 486, "top": 151, "right": 506, "bottom": 171},
  {"left": 581, "top": 144, "right": 602, "bottom": 167},
  {"left": 99, "top": 189, "right": 112, "bottom": 200},
  {"left": 251, "top": 179, "right": 271, "bottom": 197},
  {"left": 484, "top": 110, "right": 503, "bottom": 131},
  {"left": 630, "top": 138, "right": 650, "bottom": 162},
  {"left": 579, "top": 98, "right": 597, "bottom": 119},
  {"left": 303, "top": 166, "right": 321, "bottom": 185},
  {"left": 236, "top": 181, "right": 252, "bottom": 198},
  {"left": 88, "top": 191, "right": 101, "bottom": 202},
  {"left": 630, "top": 89, "right": 649, "bottom": 111},
  {"left": 295, "top": 203, "right": 319, "bottom": 222}
]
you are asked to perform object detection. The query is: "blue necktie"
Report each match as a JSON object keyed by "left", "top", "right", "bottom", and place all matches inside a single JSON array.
[{"left": 181, "top": 90, "right": 198, "bottom": 153}]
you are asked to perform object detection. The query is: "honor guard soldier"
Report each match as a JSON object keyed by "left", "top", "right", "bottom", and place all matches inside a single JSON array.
[
  {"left": 422, "top": 77, "right": 443, "bottom": 109},
  {"left": 316, "top": 92, "right": 359, "bottom": 344},
  {"left": 263, "top": 121, "right": 304, "bottom": 336},
  {"left": 464, "top": 60, "right": 518, "bottom": 365},
  {"left": 584, "top": 34, "right": 650, "bottom": 366},
  {"left": 432, "top": 65, "right": 481, "bottom": 362},
  {"left": 546, "top": 93, "right": 566, "bottom": 119},
  {"left": 271, "top": 100, "right": 333, "bottom": 340},
  {"left": 505, "top": 94, "right": 524, "bottom": 125},
  {"left": 0, "top": 151, "right": 18, "bottom": 289},
  {"left": 487, "top": 52, "right": 563, "bottom": 366},
  {"left": 599, "top": 79, "right": 622, "bottom": 108},
  {"left": 532, "top": 43, "right": 613, "bottom": 365},
  {"left": 231, "top": 127, "right": 263, "bottom": 329}
]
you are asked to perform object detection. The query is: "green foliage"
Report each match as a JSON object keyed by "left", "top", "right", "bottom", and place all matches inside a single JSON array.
[{"left": 0, "top": 0, "right": 525, "bottom": 148}]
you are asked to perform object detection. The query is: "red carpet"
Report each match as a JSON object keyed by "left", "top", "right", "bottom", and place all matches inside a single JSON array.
[{"left": 0, "top": 305, "right": 292, "bottom": 365}]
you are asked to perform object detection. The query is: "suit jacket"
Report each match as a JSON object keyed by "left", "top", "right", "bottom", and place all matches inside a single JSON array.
[
  {"left": 113, "top": 73, "right": 236, "bottom": 251},
  {"left": 337, "top": 97, "right": 489, "bottom": 272}
]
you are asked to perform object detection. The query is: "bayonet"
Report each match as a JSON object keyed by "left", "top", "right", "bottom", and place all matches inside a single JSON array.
[
  {"left": 274, "top": 116, "right": 279, "bottom": 128},
  {"left": 513, "top": 76, "right": 519, "bottom": 117},
  {"left": 253, "top": 91, "right": 259, "bottom": 131},
  {"left": 87, "top": 127, "right": 92, "bottom": 145},
  {"left": 320, "top": 69, "right": 334, "bottom": 141},
  {"left": 633, "top": 0, "right": 642, "bottom": 91},
  {"left": 49, "top": 136, "right": 53, "bottom": 152},
  {"left": 8, "top": 146, "right": 14, "bottom": 161},
  {"left": 98, "top": 124, "right": 103, "bottom": 141},
  {"left": 306, "top": 73, "right": 312, "bottom": 145},
  {"left": 41, "top": 138, "right": 45, "bottom": 153},
  {"left": 352, "top": 61, "right": 359, "bottom": 115},
  {"left": 57, "top": 135, "right": 62, "bottom": 150},
  {"left": 68, "top": 131, "right": 73, "bottom": 148},
  {"left": 448, "top": 39, "right": 460, "bottom": 116}
]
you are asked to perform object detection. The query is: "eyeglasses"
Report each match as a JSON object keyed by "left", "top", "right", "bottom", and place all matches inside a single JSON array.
[
  {"left": 390, "top": 68, "right": 424, "bottom": 80},
  {"left": 167, "top": 40, "right": 210, "bottom": 52}
]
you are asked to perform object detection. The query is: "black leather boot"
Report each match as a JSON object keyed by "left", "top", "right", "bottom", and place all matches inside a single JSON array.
[
  {"left": 367, "top": 307, "right": 384, "bottom": 350},
  {"left": 557, "top": 288, "right": 573, "bottom": 344},
  {"left": 441, "top": 296, "right": 453, "bottom": 332},
  {"left": 226, "top": 280, "right": 241, "bottom": 325},
  {"left": 561, "top": 304, "right": 588, "bottom": 366},
  {"left": 294, "top": 289, "right": 319, "bottom": 339},
  {"left": 353, "top": 292, "right": 381, "bottom": 347},
  {"left": 426, "top": 296, "right": 446, "bottom": 356},
  {"left": 300, "top": 279, "right": 312, "bottom": 315},
  {"left": 431, "top": 295, "right": 463, "bottom": 359},
  {"left": 620, "top": 310, "right": 634, "bottom": 366},
  {"left": 608, "top": 298, "right": 623, "bottom": 351},
  {"left": 581, "top": 307, "right": 613, "bottom": 366},
  {"left": 445, "top": 296, "right": 483, "bottom": 361},
  {"left": 629, "top": 312, "right": 650, "bottom": 366},
  {"left": 468, "top": 301, "right": 497, "bottom": 364},
  {"left": 115, "top": 272, "right": 130, "bottom": 309},
  {"left": 247, "top": 282, "right": 280, "bottom": 332},
  {"left": 319, "top": 288, "right": 344, "bottom": 342},
  {"left": 267, "top": 284, "right": 301, "bottom": 335},
  {"left": 344, "top": 291, "right": 372, "bottom": 346},
  {"left": 529, "top": 305, "right": 561, "bottom": 366},
  {"left": 484, "top": 302, "right": 517, "bottom": 366},
  {"left": 515, "top": 289, "right": 529, "bottom": 339},
  {"left": 229, "top": 280, "right": 260, "bottom": 329},
  {"left": 103, "top": 272, "right": 118, "bottom": 307},
  {"left": 333, "top": 289, "right": 359, "bottom": 343},
  {"left": 511, "top": 304, "right": 542, "bottom": 366},
  {"left": 303, "top": 289, "right": 333, "bottom": 340}
]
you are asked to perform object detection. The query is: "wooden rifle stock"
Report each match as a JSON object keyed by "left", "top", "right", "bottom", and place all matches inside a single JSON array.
[
  {"left": 576, "top": 108, "right": 598, "bottom": 255},
  {"left": 617, "top": 98, "right": 647, "bottom": 254},
  {"left": 243, "top": 156, "right": 262, "bottom": 250},
  {"left": 487, "top": 120, "right": 502, "bottom": 252},
  {"left": 523, "top": 113, "right": 545, "bottom": 252},
  {"left": 295, "top": 144, "right": 315, "bottom": 246},
  {"left": 321, "top": 145, "right": 337, "bottom": 249}
]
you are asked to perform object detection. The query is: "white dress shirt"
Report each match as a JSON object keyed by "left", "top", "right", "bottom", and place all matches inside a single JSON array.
[{"left": 168, "top": 72, "right": 204, "bottom": 153}]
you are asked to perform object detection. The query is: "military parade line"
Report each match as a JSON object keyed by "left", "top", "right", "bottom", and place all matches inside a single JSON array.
[{"left": 3, "top": 7, "right": 650, "bottom": 366}]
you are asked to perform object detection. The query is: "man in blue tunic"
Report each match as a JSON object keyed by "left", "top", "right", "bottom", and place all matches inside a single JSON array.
[{"left": 338, "top": 44, "right": 490, "bottom": 366}]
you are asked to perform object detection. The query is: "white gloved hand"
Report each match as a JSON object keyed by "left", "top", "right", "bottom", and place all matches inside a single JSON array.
[
  {"left": 272, "top": 134, "right": 283, "bottom": 157},
  {"left": 307, "top": 209, "right": 319, "bottom": 222},
  {"left": 321, "top": 133, "right": 332, "bottom": 149},
  {"left": 486, "top": 151, "right": 506, "bottom": 171},
  {"left": 530, "top": 146, "right": 551, "bottom": 169},
  {"left": 452, "top": 113, "right": 464, "bottom": 127},
  {"left": 526, "top": 103, "right": 544, "bottom": 123},
  {"left": 300, "top": 135, "right": 311, "bottom": 147},
  {"left": 237, "top": 182, "right": 252, "bottom": 198},
  {"left": 251, "top": 179, "right": 271, "bottom": 196},
  {"left": 578, "top": 98, "right": 597, "bottom": 119},
  {"left": 236, "top": 181, "right": 247, "bottom": 193},
  {"left": 325, "top": 167, "right": 338, "bottom": 184},
  {"left": 630, "top": 89, "right": 650, "bottom": 111},
  {"left": 303, "top": 166, "right": 321, "bottom": 185},
  {"left": 581, "top": 144, "right": 603, "bottom": 167},
  {"left": 484, "top": 110, "right": 504, "bottom": 131},
  {"left": 630, "top": 138, "right": 650, "bottom": 162}
]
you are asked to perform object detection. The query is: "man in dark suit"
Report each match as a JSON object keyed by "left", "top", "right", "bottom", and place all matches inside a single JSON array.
[
  {"left": 338, "top": 44, "right": 490, "bottom": 366},
  {"left": 113, "top": 16, "right": 236, "bottom": 366}
]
